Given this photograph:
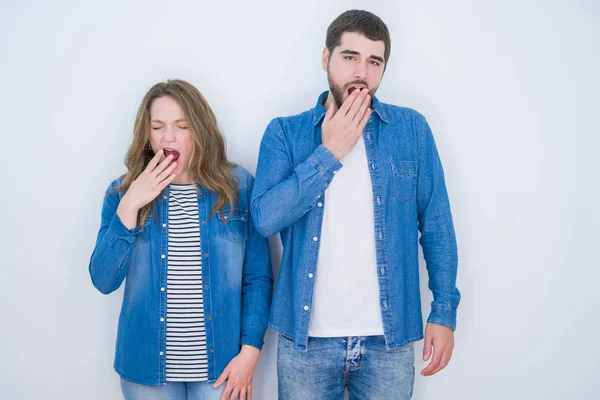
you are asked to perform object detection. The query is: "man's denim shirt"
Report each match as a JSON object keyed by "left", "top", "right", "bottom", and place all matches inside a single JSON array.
[
  {"left": 251, "top": 92, "right": 460, "bottom": 351},
  {"left": 89, "top": 167, "right": 273, "bottom": 385}
]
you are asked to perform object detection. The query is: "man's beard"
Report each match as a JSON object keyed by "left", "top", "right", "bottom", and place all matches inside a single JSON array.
[{"left": 327, "top": 72, "right": 378, "bottom": 109}]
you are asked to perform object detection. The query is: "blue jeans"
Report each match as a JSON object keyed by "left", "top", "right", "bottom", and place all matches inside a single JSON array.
[
  {"left": 120, "top": 378, "right": 225, "bottom": 400},
  {"left": 277, "top": 335, "right": 415, "bottom": 400}
]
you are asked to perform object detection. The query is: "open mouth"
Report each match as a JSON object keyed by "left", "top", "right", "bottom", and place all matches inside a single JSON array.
[
  {"left": 163, "top": 148, "right": 180, "bottom": 162},
  {"left": 348, "top": 86, "right": 367, "bottom": 96}
]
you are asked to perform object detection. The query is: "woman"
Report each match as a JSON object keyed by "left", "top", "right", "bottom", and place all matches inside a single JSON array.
[{"left": 89, "top": 79, "right": 272, "bottom": 400}]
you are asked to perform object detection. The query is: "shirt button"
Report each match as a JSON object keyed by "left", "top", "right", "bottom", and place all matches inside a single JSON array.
[
  {"left": 376, "top": 197, "right": 381, "bottom": 205},
  {"left": 223, "top": 216, "right": 228, "bottom": 220},
  {"left": 159, "top": 351, "right": 164, "bottom": 356},
  {"left": 163, "top": 195, "right": 167, "bottom": 200},
  {"left": 162, "top": 223, "right": 167, "bottom": 228},
  {"left": 207, "top": 316, "right": 212, "bottom": 321},
  {"left": 383, "top": 301, "right": 388, "bottom": 309},
  {"left": 209, "top": 348, "right": 214, "bottom": 353},
  {"left": 204, "top": 285, "right": 209, "bottom": 290},
  {"left": 308, "top": 273, "right": 314, "bottom": 278},
  {"left": 204, "top": 253, "right": 209, "bottom": 258},
  {"left": 160, "top": 317, "right": 165, "bottom": 322},
  {"left": 303, "top": 306, "right": 309, "bottom": 311},
  {"left": 371, "top": 163, "right": 375, "bottom": 170},
  {"left": 313, "top": 237, "right": 318, "bottom": 242},
  {"left": 161, "top": 254, "right": 166, "bottom": 259},
  {"left": 202, "top": 221, "right": 206, "bottom": 226},
  {"left": 317, "top": 202, "right": 322, "bottom": 207},
  {"left": 240, "top": 217, "right": 245, "bottom": 221},
  {"left": 160, "top": 287, "right": 165, "bottom": 292},
  {"left": 380, "top": 268, "right": 385, "bottom": 275},
  {"left": 317, "top": 194, "right": 321, "bottom": 198}
]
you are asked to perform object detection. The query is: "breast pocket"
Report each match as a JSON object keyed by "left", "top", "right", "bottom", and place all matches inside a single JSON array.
[
  {"left": 216, "top": 208, "right": 249, "bottom": 243},
  {"left": 391, "top": 160, "right": 418, "bottom": 204}
]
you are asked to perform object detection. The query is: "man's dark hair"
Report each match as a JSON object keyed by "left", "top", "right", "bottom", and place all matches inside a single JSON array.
[{"left": 326, "top": 10, "right": 391, "bottom": 65}]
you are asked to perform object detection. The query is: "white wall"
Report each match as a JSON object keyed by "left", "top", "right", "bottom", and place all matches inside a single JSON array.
[{"left": 1, "top": 0, "right": 598, "bottom": 399}]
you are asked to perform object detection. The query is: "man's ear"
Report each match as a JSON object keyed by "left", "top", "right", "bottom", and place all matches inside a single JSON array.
[{"left": 322, "top": 47, "right": 330, "bottom": 72}]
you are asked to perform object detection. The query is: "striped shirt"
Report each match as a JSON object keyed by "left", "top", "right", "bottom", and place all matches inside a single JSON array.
[{"left": 166, "top": 183, "right": 208, "bottom": 382}]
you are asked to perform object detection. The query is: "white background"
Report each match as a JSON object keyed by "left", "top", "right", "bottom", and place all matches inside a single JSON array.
[{"left": 1, "top": 1, "right": 599, "bottom": 399}]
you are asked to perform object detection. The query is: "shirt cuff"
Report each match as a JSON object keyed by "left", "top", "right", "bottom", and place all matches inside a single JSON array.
[
  {"left": 108, "top": 213, "right": 141, "bottom": 243},
  {"left": 307, "top": 145, "right": 343, "bottom": 182},
  {"left": 426, "top": 302, "right": 457, "bottom": 331},
  {"left": 240, "top": 327, "right": 266, "bottom": 351}
]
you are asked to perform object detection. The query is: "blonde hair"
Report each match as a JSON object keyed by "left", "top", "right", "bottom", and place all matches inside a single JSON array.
[{"left": 117, "top": 79, "right": 238, "bottom": 227}]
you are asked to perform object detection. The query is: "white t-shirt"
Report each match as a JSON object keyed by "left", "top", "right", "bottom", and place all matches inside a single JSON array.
[{"left": 308, "top": 135, "right": 384, "bottom": 337}]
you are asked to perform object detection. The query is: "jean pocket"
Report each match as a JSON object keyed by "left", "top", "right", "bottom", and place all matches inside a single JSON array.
[
  {"left": 216, "top": 208, "right": 249, "bottom": 243},
  {"left": 391, "top": 160, "right": 418, "bottom": 204}
]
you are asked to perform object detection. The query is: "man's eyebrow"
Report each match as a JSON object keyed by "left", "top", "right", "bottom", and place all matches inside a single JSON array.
[{"left": 340, "top": 49, "right": 384, "bottom": 63}]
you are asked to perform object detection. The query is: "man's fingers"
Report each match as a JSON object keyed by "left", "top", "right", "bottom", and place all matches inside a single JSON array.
[
  {"left": 421, "top": 344, "right": 442, "bottom": 376},
  {"left": 423, "top": 336, "right": 433, "bottom": 361},
  {"left": 430, "top": 347, "right": 452, "bottom": 375},
  {"left": 352, "top": 93, "right": 371, "bottom": 125},
  {"left": 337, "top": 86, "right": 362, "bottom": 116},
  {"left": 324, "top": 102, "right": 335, "bottom": 123},
  {"left": 345, "top": 89, "right": 368, "bottom": 120},
  {"left": 356, "top": 104, "right": 371, "bottom": 133}
]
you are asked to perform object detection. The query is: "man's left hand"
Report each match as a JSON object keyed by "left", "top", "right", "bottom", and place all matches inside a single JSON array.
[{"left": 421, "top": 323, "right": 454, "bottom": 376}]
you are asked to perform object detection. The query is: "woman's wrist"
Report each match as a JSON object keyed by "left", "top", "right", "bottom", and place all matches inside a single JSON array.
[
  {"left": 116, "top": 200, "right": 140, "bottom": 230},
  {"left": 240, "top": 345, "right": 260, "bottom": 360}
]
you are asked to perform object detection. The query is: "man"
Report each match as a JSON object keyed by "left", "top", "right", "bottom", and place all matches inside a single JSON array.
[{"left": 251, "top": 10, "right": 460, "bottom": 399}]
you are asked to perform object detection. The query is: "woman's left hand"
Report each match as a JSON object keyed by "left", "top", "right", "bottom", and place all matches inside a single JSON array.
[{"left": 213, "top": 345, "right": 261, "bottom": 400}]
